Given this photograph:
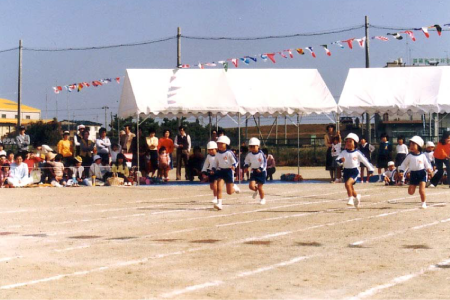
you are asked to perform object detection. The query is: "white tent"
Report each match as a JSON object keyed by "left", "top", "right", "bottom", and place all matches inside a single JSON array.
[
  {"left": 119, "top": 69, "right": 337, "bottom": 118},
  {"left": 338, "top": 67, "right": 450, "bottom": 115}
]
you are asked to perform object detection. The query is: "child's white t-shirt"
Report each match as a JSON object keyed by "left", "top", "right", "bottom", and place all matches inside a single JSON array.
[{"left": 331, "top": 143, "right": 342, "bottom": 157}]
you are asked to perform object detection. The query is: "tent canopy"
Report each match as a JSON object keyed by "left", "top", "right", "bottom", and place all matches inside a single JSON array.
[
  {"left": 338, "top": 67, "right": 450, "bottom": 115},
  {"left": 118, "top": 69, "right": 337, "bottom": 118}
]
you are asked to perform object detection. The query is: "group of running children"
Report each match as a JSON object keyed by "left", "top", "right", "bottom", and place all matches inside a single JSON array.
[{"left": 208, "top": 133, "right": 433, "bottom": 211}]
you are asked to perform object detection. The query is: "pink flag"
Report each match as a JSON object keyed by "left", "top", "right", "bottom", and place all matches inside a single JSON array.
[
  {"left": 278, "top": 52, "right": 287, "bottom": 58},
  {"left": 402, "top": 31, "right": 416, "bottom": 41},
  {"left": 372, "top": 36, "right": 389, "bottom": 41},
  {"left": 53, "top": 86, "right": 61, "bottom": 94},
  {"left": 355, "top": 37, "right": 366, "bottom": 48},
  {"left": 321, "top": 45, "right": 331, "bottom": 56},
  {"left": 266, "top": 53, "right": 276, "bottom": 63},
  {"left": 421, "top": 27, "right": 430, "bottom": 38},
  {"left": 227, "top": 59, "right": 238, "bottom": 67},
  {"left": 284, "top": 49, "right": 294, "bottom": 58},
  {"left": 306, "top": 47, "right": 316, "bottom": 58},
  {"left": 115, "top": 77, "right": 120, "bottom": 84},
  {"left": 342, "top": 38, "right": 355, "bottom": 49},
  {"left": 179, "top": 64, "right": 190, "bottom": 68}
]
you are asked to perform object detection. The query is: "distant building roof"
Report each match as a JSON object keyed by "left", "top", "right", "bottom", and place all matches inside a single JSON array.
[
  {"left": 381, "top": 120, "right": 422, "bottom": 124},
  {"left": 0, "top": 119, "right": 52, "bottom": 125},
  {"left": 0, "top": 98, "right": 41, "bottom": 113}
]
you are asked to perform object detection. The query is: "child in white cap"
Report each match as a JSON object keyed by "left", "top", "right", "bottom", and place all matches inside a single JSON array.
[
  {"left": 398, "top": 136, "right": 433, "bottom": 209},
  {"left": 212, "top": 136, "right": 240, "bottom": 210},
  {"left": 383, "top": 161, "right": 398, "bottom": 186},
  {"left": 244, "top": 137, "right": 267, "bottom": 205},
  {"left": 202, "top": 141, "right": 218, "bottom": 204},
  {"left": 336, "top": 133, "right": 374, "bottom": 210}
]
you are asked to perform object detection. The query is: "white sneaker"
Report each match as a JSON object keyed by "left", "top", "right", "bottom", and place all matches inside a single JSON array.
[
  {"left": 252, "top": 190, "right": 258, "bottom": 199},
  {"left": 234, "top": 184, "right": 240, "bottom": 194},
  {"left": 260, "top": 198, "right": 266, "bottom": 205},
  {"left": 421, "top": 202, "right": 427, "bottom": 209},
  {"left": 212, "top": 197, "right": 218, "bottom": 204},
  {"left": 214, "top": 200, "right": 223, "bottom": 210},
  {"left": 334, "top": 179, "right": 340, "bottom": 183},
  {"left": 355, "top": 194, "right": 361, "bottom": 210},
  {"left": 377, "top": 178, "right": 383, "bottom": 183},
  {"left": 428, "top": 184, "right": 435, "bottom": 188},
  {"left": 347, "top": 197, "right": 354, "bottom": 206}
]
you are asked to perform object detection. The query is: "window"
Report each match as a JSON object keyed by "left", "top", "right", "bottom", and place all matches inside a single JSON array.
[
  {"left": 15, "top": 115, "right": 18, "bottom": 119},
  {"left": 1, "top": 114, "right": 5, "bottom": 118},
  {"left": 26, "top": 115, "right": 31, "bottom": 119}
]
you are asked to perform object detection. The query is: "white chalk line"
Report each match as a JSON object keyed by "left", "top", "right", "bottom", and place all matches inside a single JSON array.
[
  {"left": 1, "top": 190, "right": 443, "bottom": 291},
  {"left": 0, "top": 256, "right": 22, "bottom": 263},
  {"left": 348, "top": 258, "right": 450, "bottom": 300}
]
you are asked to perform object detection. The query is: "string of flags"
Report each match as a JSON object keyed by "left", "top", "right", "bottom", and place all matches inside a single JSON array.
[
  {"left": 179, "top": 23, "right": 449, "bottom": 71},
  {"left": 53, "top": 77, "right": 122, "bottom": 94}
]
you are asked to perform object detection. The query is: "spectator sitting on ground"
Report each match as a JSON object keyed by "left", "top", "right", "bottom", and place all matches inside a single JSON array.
[
  {"left": 34, "top": 142, "right": 54, "bottom": 158},
  {"left": 110, "top": 153, "right": 130, "bottom": 185},
  {"left": 6, "top": 150, "right": 14, "bottom": 164},
  {"left": 89, "top": 155, "right": 107, "bottom": 185},
  {"left": 0, "top": 163, "right": 11, "bottom": 188},
  {"left": 263, "top": 148, "right": 276, "bottom": 181},
  {"left": 47, "top": 154, "right": 67, "bottom": 187},
  {"left": 187, "top": 146, "right": 204, "bottom": 181},
  {"left": 110, "top": 143, "right": 122, "bottom": 165},
  {"left": 0, "top": 142, "right": 6, "bottom": 156},
  {"left": 23, "top": 151, "right": 41, "bottom": 175},
  {"left": 0, "top": 154, "right": 7, "bottom": 166},
  {"left": 69, "top": 156, "right": 90, "bottom": 186},
  {"left": 8, "top": 153, "right": 33, "bottom": 187},
  {"left": 383, "top": 161, "right": 398, "bottom": 186}
]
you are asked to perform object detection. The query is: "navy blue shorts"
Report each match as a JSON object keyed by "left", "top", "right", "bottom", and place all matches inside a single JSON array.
[
  {"left": 216, "top": 168, "right": 234, "bottom": 184},
  {"left": 250, "top": 170, "right": 266, "bottom": 184},
  {"left": 208, "top": 173, "right": 217, "bottom": 183},
  {"left": 343, "top": 168, "right": 359, "bottom": 182},
  {"left": 409, "top": 170, "right": 427, "bottom": 186}
]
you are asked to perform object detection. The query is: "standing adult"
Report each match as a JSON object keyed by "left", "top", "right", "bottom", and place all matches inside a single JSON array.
[
  {"left": 429, "top": 132, "right": 450, "bottom": 188},
  {"left": 80, "top": 130, "right": 95, "bottom": 176},
  {"left": 159, "top": 129, "right": 174, "bottom": 170},
  {"left": 174, "top": 126, "right": 191, "bottom": 180},
  {"left": 74, "top": 124, "right": 85, "bottom": 156},
  {"left": 121, "top": 125, "right": 135, "bottom": 154},
  {"left": 16, "top": 125, "right": 30, "bottom": 157},
  {"left": 210, "top": 129, "right": 218, "bottom": 142},
  {"left": 146, "top": 128, "right": 159, "bottom": 177},
  {"left": 96, "top": 127, "right": 111, "bottom": 164},
  {"left": 324, "top": 124, "right": 340, "bottom": 181},
  {"left": 57, "top": 131, "right": 74, "bottom": 166}
]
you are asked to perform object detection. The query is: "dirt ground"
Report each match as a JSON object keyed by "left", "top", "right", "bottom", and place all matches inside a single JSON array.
[{"left": 1, "top": 166, "right": 450, "bottom": 300}]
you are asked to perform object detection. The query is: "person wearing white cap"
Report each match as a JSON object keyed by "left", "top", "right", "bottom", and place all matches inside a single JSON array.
[
  {"left": 88, "top": 155, "right": 107, "bottom": 186},
  {"left": 212, "top": 135, "right": 240, "bottom": 210},
  {"left": 383, "top": 161, "right": 398, "bottom": 186},
  {"left": 424, "top": 141, "right": 436, "bottom": 169},
  {"left": 398, "top": 136, "right": 433, "bottom": 209},
  {"left": 201, "top": 141, "right": 218, "bottom": 203},
  {"left": 243, "top": 137, "right": 267, "bottom": 205},
  {"left": 336, "top": 133, "right": 374, "bottom": 210}
]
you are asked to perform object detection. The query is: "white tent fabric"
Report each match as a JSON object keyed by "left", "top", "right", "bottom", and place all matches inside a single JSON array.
[
  {"left": 338, "top": 67, "right": 450, "bottom": 115},
  {"left": 119, "top": 69, "right": 337, "bottom": 118}
]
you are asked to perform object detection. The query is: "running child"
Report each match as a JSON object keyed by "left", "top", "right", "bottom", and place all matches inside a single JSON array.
[
  {"left": 376, "top": 133, "right": 393, "bottom": 182},
  {"left": 201, "top": 141, "right": 218, "bottom": 204},
  {"left": 383, "top": 161, "right": 398, "bottom": 186},
  {"left": 398, "top": 136, "right": 433, "bottom": 209},
  {"left": 359, "top": 137, "right": 375, "bottom": 183},
  {"left": 331, "top": 136, "right": 342, "bottom": 183},
  {"left": 244, "top": 138, "right": 267, "bottom": 205},
  {"left": 336, "top": 133, "right": 374, "bottom": 210},
  {"left": 213, "top": 136, "right": 240, "bottom": 210}
]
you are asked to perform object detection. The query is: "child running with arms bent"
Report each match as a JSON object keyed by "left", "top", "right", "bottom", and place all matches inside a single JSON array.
[
  {"left": 398, "top": 136, "right": 433, "bottom": 209},
  {"left": 336, "top": 133, "right": 374, "bottom": 210},
  {"left": 213, "top": 136, "right": 240, "bottom": 210},
  {"left": 244, "top": 138, "right": 267, "bottom": 205}
]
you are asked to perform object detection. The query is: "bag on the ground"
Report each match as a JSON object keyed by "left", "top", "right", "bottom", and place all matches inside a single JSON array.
[{"left": 280, "top": 173, "right": 303, "bottom": 182}]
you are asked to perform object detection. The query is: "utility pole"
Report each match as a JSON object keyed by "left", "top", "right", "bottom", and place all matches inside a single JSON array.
[
  {"left": 17, "top": 40, "right": 23, "bottom": 129},
  {"left": 177, "top": 27, "right": 182, "bottom": 127},
  {"left": 102, "top": 106, "right": 109, "bottom": 129},
  {"left": 364, "top": 16, "right": 371, "bottom": 143}
]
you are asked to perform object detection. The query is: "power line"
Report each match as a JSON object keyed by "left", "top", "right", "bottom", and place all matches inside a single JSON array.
[{"left": 370, "top": 24, "right": 449, "bottom": 31}]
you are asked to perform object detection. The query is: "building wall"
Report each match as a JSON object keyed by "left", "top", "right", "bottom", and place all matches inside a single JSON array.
[{"left": 0, "top": 111, "right": 40, "bottom": 120}]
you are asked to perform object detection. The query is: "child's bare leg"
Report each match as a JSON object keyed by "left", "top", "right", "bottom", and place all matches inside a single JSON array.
[
  {"left": 418, "top": 182, "right": 426, "bottom": 202},
  {"left": 226, "top": 182, "right": 235, "bottom": 195},
  {"left": 345, "top": 179, "right": 353, "bottom": 197},
  {"left": 337, "top": 167, "right": 342, "bottom": 179},
  {"left": 217, "top": 179, "right": 224, "bottom": 199},
  {"left": 408, "top": 185, "right": 416, "bottom": 195},
  {"left": 249, "top": 181, "right": 257, "bottom": 191},
  {"left": 361, "top": 166, "right": 365, "bottom": 181},
  {"left": 258, "top": 183, "right": 265, "bottom": 199},
  {"left": 330, "top": 170, "right": 334, "bottom": 181},
  {"left": 210, "top": 181, "right": 218, "bottom": 197}
]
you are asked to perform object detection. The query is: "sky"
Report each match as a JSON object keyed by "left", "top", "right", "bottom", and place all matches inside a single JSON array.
[{"left": 0, "top": 0, "right": 449, "bottom": 127}]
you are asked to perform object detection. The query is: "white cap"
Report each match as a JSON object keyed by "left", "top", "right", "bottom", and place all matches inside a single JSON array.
[
  {"left": 344, "top": 133, "right": 359, "bottom": 144},
  {"left": 409, "top": 136, "right": 424, "bottom": 148},
  {"left": 207, "top": 141, "right": 218, "bottom": 150},
  {"left": 93, "top": 155, "right": 102, "bottom": 161},
  {"left": 78, "top": 124, "right": 85, "bottom": 129},
  {"left": 217, "top": 136, "right": 230, "bottom": 145},
  {"left": 426, "top": 141, "right": 435, "bottom": 148},
  {"left": 388, "top": 161, "right": 395, "bottom": 167},
  {"left": 248, "top": 137, "right": 260, "bottom": 146}
]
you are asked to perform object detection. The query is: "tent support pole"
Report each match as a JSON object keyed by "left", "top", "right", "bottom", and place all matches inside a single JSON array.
[
  {"left": 253, "top": 116, "right": 265, "bottom": 146},
  {"left": 238, "top": 112, "right": 241, "bottom": 184},
  {"left": 245, "top": 117, "right": 248, "bottom": 142},
  {"left": 136, "top": 112, "right": 140, "bottom": 186},
  {"left": 208, "top": 112, "right": 212, "bottom": 140},
  {"left": 297, "top": 114, "right": 300, "bottom": 176},
  {"left": 336, "top": 113, "right": 340, "bottom": 132}
]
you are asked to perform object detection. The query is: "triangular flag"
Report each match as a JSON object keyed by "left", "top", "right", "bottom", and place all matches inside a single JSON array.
[
  {"left": 115, "top": 77, "right": 120, "bottom": 84},
  {"left": 278, "top": 52, "right": 287, "bottom": 58},
  {"left": 82, "top": 82, "right": 90, "bottom": 87},
  {"left": 204, "top": 62, "right": 217, "bottom": 67},
  {"left": 296, "top": 48, "right": 304, "bottom": 55},
  {"left": 306, "top": 47, "right": 316, "bottom": 58},
  {"left": 434, "top": 24, "right": 442, "bottom": 36},
  {"left": 77, "top": 83, "right": 83, "bottom": 92},
  {"left": 372, "top": 36, "right": 389, "bottom": 41},
  {"left": 284, "top": 49, "right": 294, "bottom": 58},
  {"left": 239, "top": 58, "right": 250, "bottom": 65},
  {"left": 321, "top": 45, "right": 331, "bottom": 56},
  {"left": 53, "top": 87, "right": 60, "bottom": 94},
  {"left": 92, "top": 81, "right": 103, "bottom": 87},
  {"left": 228, "top": 58, "right": 238, "bottom": 67},
  {"left": 247, "top": 56, "right": 257, "bottom": 62},
  {"left": 260, "top": 54, "right": 268, "bottom": 61},
  {"left": 402, "top": 31, "right": 416, "bottom": 41},
  {"left": 266, "top": 53, "right": 276, "bottom": 63},
  {"left": 342, "top": 38, "right": 355, "bottom": 49},
  {"left": 355, "top": 37, "right": 366, "bottom": 48},
  {"left": 331, "top": 41, "right": 344, "bottom": 49},
  {"left": 197, "top": 63, "right": 204, "bottom": 69},
  {"left": 421, "top": 27, "right": 430, "bottom": 38},
  {"left": 387, "top": 33, "right": 403, "bottom": 40},
  {"left": 179, "top": 64, "right": 190, "bottom": 68}
]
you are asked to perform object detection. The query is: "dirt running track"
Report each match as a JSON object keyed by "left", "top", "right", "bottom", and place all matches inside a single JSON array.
[{"left": 1, "top": 167, "right": 450, "bottom": 299}]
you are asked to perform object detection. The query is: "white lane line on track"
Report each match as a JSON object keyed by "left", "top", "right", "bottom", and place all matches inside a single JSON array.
[
  {"left": 2, "top": 190, "right": 446, "bottom": 291},
  {"left": 0, "top": 209, "right": 34, "bottom": 214},
  {"left": 54, "top": 245, "right": 91, "bottom": 252},
  {"left": 348, "top": 258, "right": 450, "bottom": 300},
  {"left": 160, "top": 255, "right": 314, "bottom": 298},
  {"left": 0, "top": 256, "right": 22, "bottom": 263}
]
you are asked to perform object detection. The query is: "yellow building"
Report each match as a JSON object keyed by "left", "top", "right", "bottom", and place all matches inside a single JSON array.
[{"left": 0, "top": 98, "right": 41, "bottom": 137}]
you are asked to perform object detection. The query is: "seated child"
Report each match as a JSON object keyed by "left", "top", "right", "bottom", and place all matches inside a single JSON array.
[
  {"left": 110, "top": 143, "right": 122, "bottom": 165},
  {"left": 89, "top": 155, "right": 107, "bottom": 185},
  {"left": 383, "top": 161, "right": 398, "bottom": 186},
  {"left": 69, "top": 156, "right": 90, "bottom": 186},
  {"left": 111, "top": 153, "right": 130, "bottom": 185},
  {"left": 8, "top": 153, "right": 34, "bottom": 187},
  {"left": 0, "top": 142, "right": 6, "bottom": 156},
  {"left": 158, "top": 147, "right": 171, "bottom": 182},
  {"left": 47, "top": 154, "right": 67, "bottom": 187},
  {"left": 0, "top": 163, "right": 11, "bottom": 188}
]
